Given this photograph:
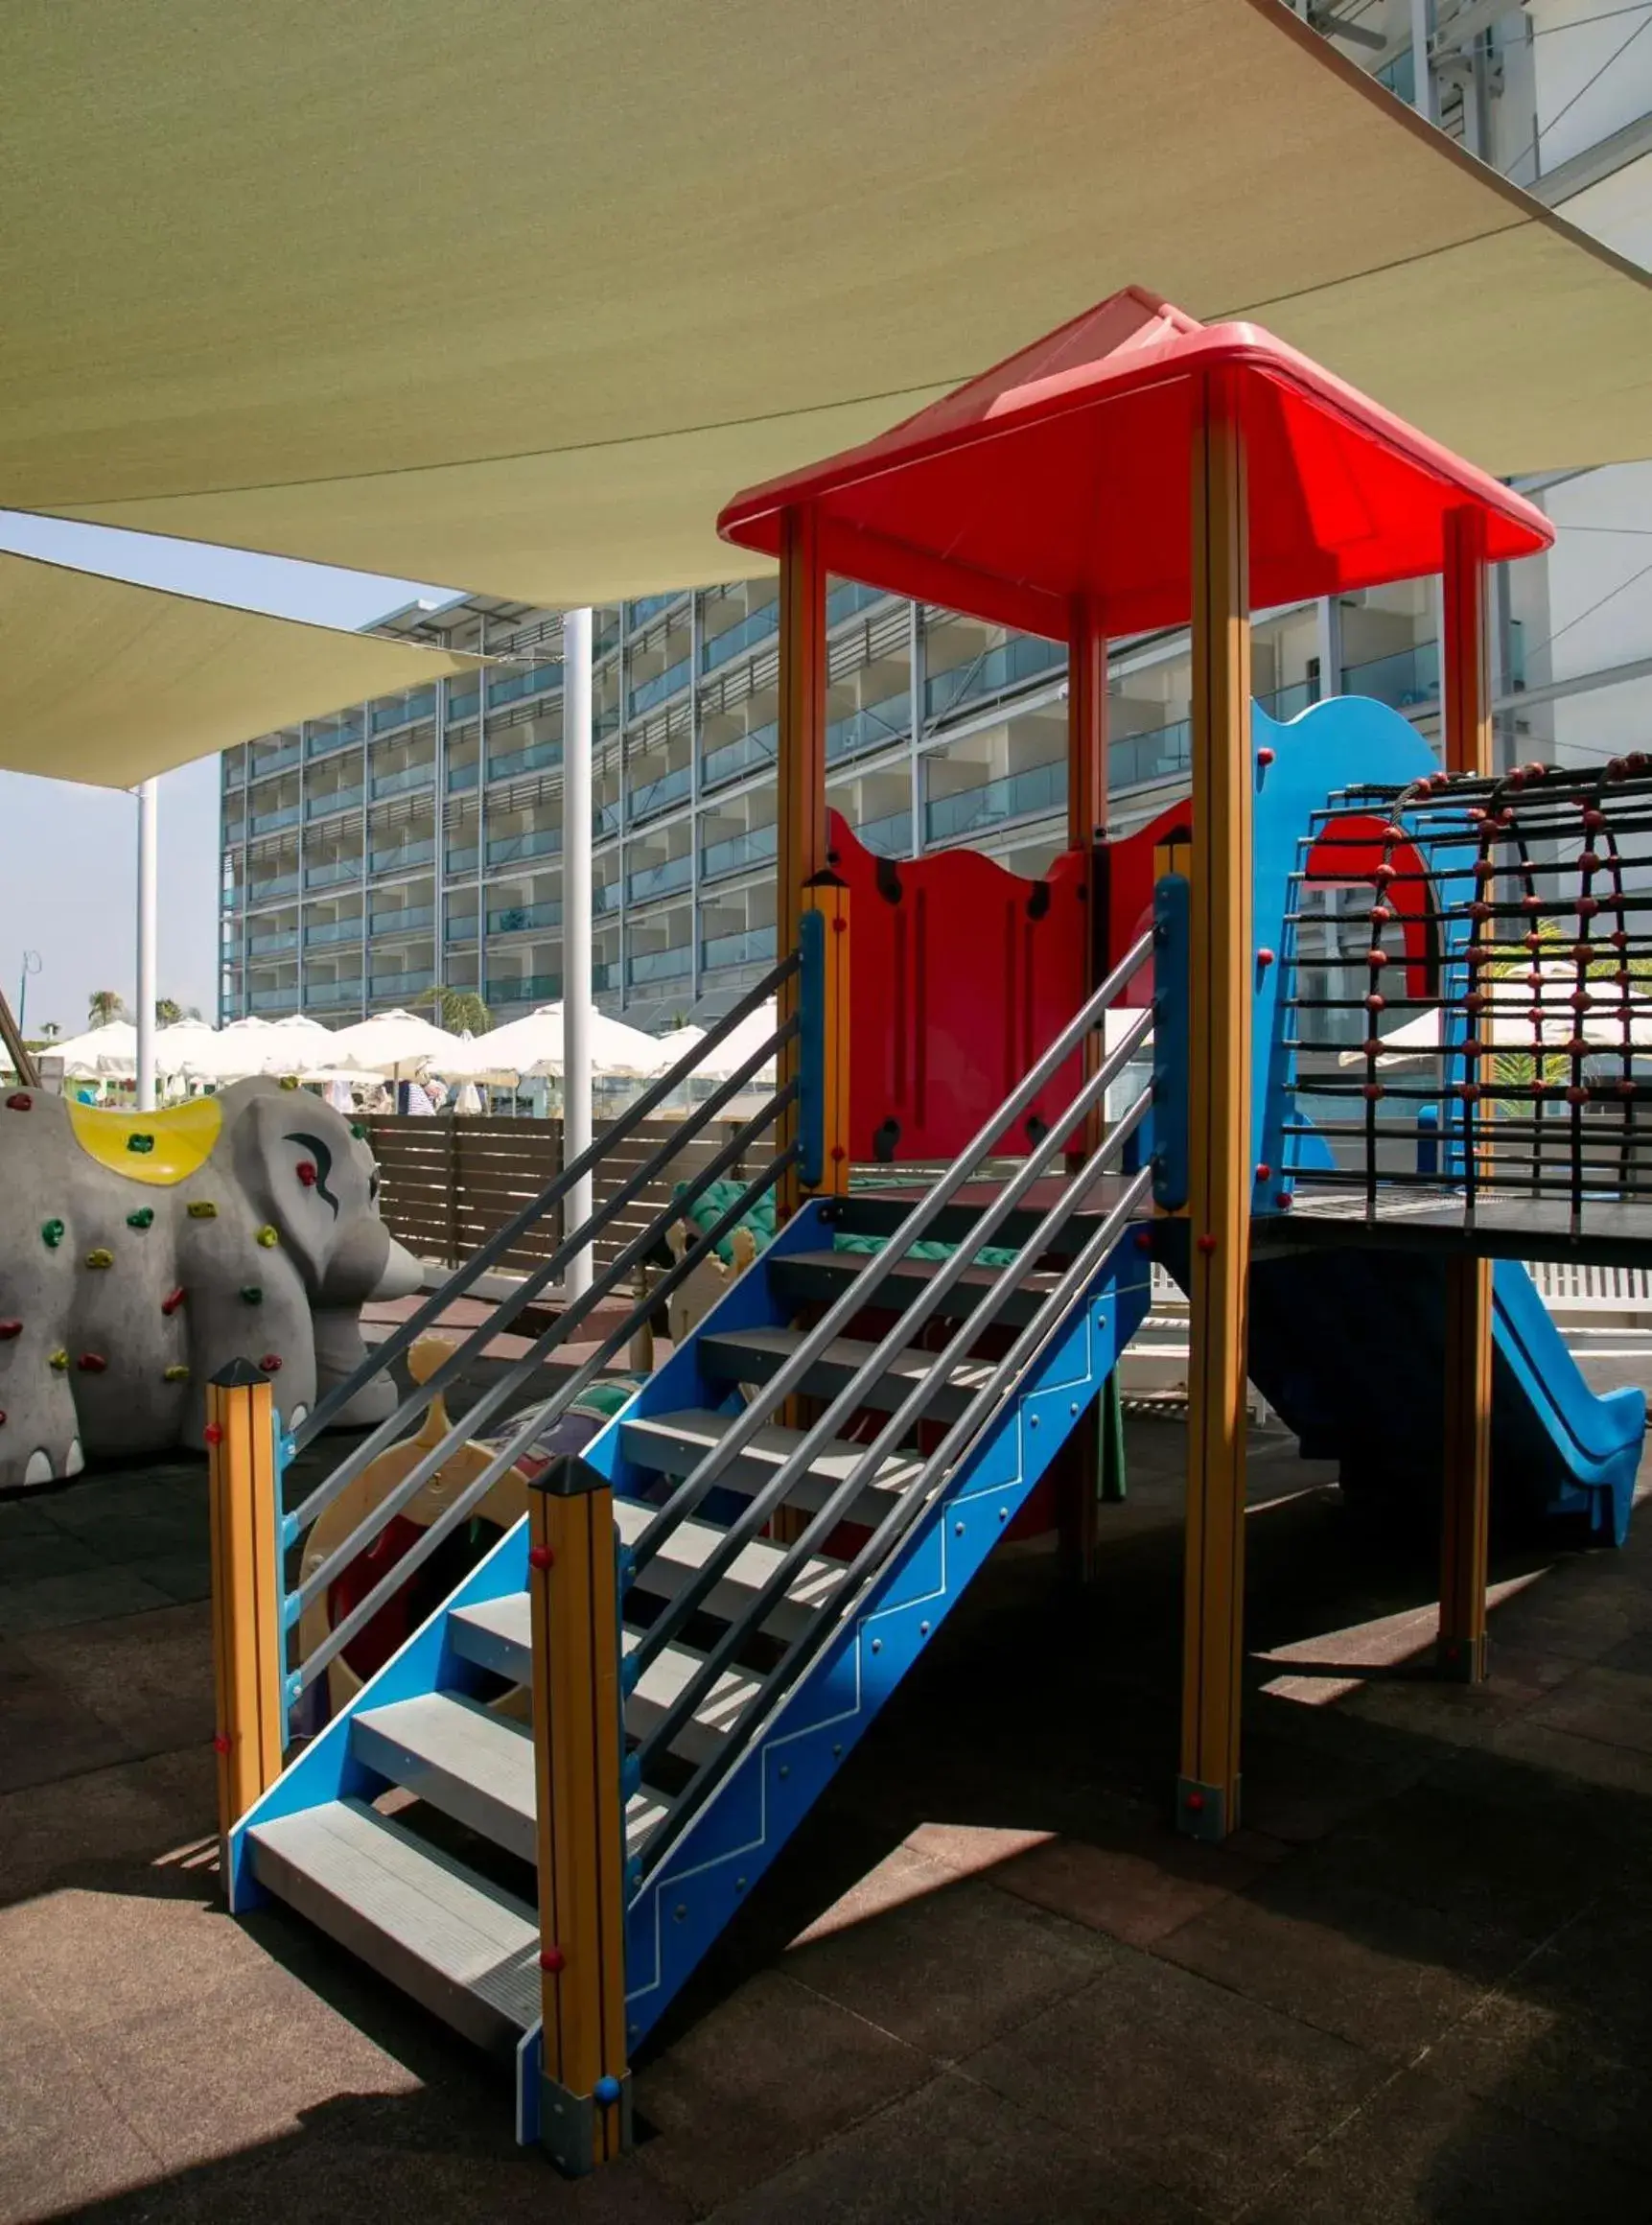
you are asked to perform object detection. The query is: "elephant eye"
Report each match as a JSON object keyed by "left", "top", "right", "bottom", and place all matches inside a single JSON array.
[
  {"left": 369, "top": 1170, "right": 380, "bottom": 1203},
  {"left": 285, "top": 1131, "right": 340, "bottom": 1217}
]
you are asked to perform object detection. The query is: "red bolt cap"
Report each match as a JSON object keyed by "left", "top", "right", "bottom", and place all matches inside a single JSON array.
[
  {"left": 295, "top": 1160, "right": 318, "bottom": 1187},
  {"left": 1256, "top": 947, "right": 1275, "bottom": 969},
  {"left": 1254, "top": 1163, "right": 1271, "bottom": 1183},
  {"left": 1185, "top": 1791, "right": 1205, "bottom": 1814},
  {"left": 1133, "top": 1230, "right": 1153, "bottom": 1253},
  {"left": 539, "top": 1945, "right": 566, "bottom": 1973},
  {"left": 0, "top": 1321, "right": 21, "bottom": 1341},
  {"left": 203, "top": 1422, "right": 223, "bottom": 1446},
  {"left": 161, "top": 1287, "right": 186, "bottom": 1316},
  {"left": 1196, "top": 1232, "right": 1218, "bottom": 1255},
  {"left": 5, "top": 1092, "right": 31, "bottom": 1111},
  {"left": 1274, "top": 1190, "right": 1293, "bottom": 1209},
  {"left": 259, "top": 1354, "right": 282, "bottom": 1373},
  {"left": 829, "top": 1143, "right": 847, "bottom": 1161},
  {"left": 213, "top": 1733, "right": 233, "bottom": 1755},
  {"left": 831, "top": 914, "right": 847, "bottom": 933},
  {"left": 77, "top": 1352, "right": 107, "bottom": 1373},
  {"left": 528, "top": 1542, "right": 555, "bottom": 1570},
  {"left": 1256, "top": 746, "right": 1275, "bottom": 767}
]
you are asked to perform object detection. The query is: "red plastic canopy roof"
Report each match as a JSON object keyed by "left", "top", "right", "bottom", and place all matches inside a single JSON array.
[{"left": 718, "top": 289, "right": 1553, "bottom": 641}]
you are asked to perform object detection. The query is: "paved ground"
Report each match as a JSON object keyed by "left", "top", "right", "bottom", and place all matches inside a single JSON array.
[{"left": 7, "top": 1351, "right": 1652, "bottom": 2221}]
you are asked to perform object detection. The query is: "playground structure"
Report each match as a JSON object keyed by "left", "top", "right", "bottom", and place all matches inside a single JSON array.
[{"left": 201, "top": 290, "right": 1652, "bottom": 2170}]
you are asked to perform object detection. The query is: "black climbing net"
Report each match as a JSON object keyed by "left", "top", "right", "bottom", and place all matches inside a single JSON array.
[{"left": 1280, "top": 753, "right": 1652, "bottom": 1222}]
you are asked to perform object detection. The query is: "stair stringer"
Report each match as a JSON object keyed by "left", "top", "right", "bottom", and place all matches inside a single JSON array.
[{"left": 616, "top": 1240, "right": 1151, "bottom": 2045}]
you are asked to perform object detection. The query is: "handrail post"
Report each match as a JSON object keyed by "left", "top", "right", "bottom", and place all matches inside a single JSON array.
[
  {"left": 777, "top": 504, "right": 828, "bottom": 1222},
  {"left": 798, "top": 882, "right": 850, "bottom": 1196},
  {"left": 529, "top": 1455, "right": 631, "bottom": 2175},
  {"left": 207, "top": 1361, "right": 287, "bottom": 1852}
]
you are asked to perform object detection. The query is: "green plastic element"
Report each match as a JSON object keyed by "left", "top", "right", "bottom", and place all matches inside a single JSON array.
[
  {"left": 672, "top": 1179, "right": 778, "bottom": 1267},
  {"left": 126, "top": 1206, "right": 155, "bottom": 1230},
  {"left": 240, "top": 1285, "right": 264, "bottom": 1305},
  {"left": 350, "top": 1123, "right": 367, "bottom": 1140},
  {"left": 570, "top": 1377, "right": 639, "bottom": 1423},
  {"left": 187, "top": 1201, "right": 218, "bottom": 1220},
  {"left": 40, "top": 1218, "right": 64, "bottom": 1249},
  {"left": 833, "top": 1230, "right": 1020, "bottom": 1269},
  {"left": 1100, "top": 1370, "right": 1127, "bottom": 1504},
  {"left": 84, "top": 1248, "right": 114, "bottom": 1271},
  {"left": 163, "top": 1364, "right": 190, "bottom": 1383},
  {"left": 127, "top": 1132, "right": 154, "bottom": 1154}
]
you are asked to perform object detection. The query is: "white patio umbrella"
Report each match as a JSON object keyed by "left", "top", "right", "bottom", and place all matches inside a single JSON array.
[
  {"left": 330, "top": 1007, "right": 466, "bottom": 1080},
  {"left": 45, "top": 1019, "right": 139, "bottom": 1075},
  {"left": 448, "top": 1002, "right": 663, "bottom": 1080},
  {"left": 1345, "top": 971, "right": 1652, "bottom": 1060},
  {"left": 648, "top": 1024, "right": 707, "bottom": 1074},
  {"left": 151, "top": 1018, "right": 222, "bottom": 1074},
  {"left": 685, "top": 1000, "right": 780, "bottom": 1084}
]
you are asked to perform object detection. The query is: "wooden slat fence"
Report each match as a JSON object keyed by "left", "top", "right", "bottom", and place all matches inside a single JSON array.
[{"left": 365, "top": 1114, "right": 760, "bottom": 1285}]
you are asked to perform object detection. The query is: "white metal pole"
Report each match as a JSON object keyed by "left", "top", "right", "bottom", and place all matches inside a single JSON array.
[
  {"left": 562, "top": 608, "right": 594, "bottom": 1297},
  {"left": 1409, "top": 0, "right": 1432, "bottom": 127},
  {"left": 136, "top": 777, "right": 159, "bottom": 1112}
]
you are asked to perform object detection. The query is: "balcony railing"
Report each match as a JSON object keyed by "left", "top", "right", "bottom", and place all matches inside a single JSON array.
[
  {"left": 701, "top": 924, "right": 777, "bottom": 972},
  {"left": 1109, "top": 719, "right": 1191, "bottom": 791},
  {"left": 308, "top": 714, "right": 363, "bottom": 757},
  {"left": 485, "top": 971, "right": 560, "bottom": 1006},
  {"left": 923, "top": 758, "right": 1065, "bottom": 846},
  {"left": 627, "top": 853, "right": 693, "bottom": 904},
  {"left": 627, "top": 943, "right": 692, "bottom": 985},
  {"left": 369, "top": 969, "right": 435, "bottom": 999},
  {"left": 246, "top": 874, "right": 300, "bottom": 904},
  {"left": 250, "top": 803, "right": 301, "bottom": 833},
  {"left": 925, "top": 635, "right": 1066, "bottom": 724},
  {"left": 445, "top": 845, "right": 479, "bottom": 876},
  {"left": 701, "top": 599, "right": 779, "bottom": 672},
  {"left": 446, "top": 684, "right": 480, "bottom": 724},
  {"left": 627, "top": 761, "right": 691, "bottom": 824},
  {"left": 446, "top": 760, "right": 479, "bottom": 792},
  {"left": 487, "top": 826, "right": 561, "bottom": 868},
  {"left": 369, "top": 687, "right": 437, "bottom": 737},
  {"left": 305, "top": 977, "right": 366, "bottom": 1010},
  {"left": 249, "top": 742, "right": 302, "bottom": 779},
  {"left": 249, "top": 987, "right": 303, "bottom": 1013},
  {"left": 445, "top": 915, "right": 477, "bottom": 943},
  {"left": 626, "top": 592, "right": 682, "bottom": 630},
  {"left": 828, "top": 691, "right": 911, "bottom": 765},
  {"left": 826, "top": 579, "right": 888, "bottom": 628},
  {"left": 700, "top": 822, "right": 777, "bottom": 882},
  {"left": 370, "top": 839, "right": 435, "bottom": 877},
  {"left": 371, "top": 904, "right": 436, "bottom": 938},
  {"left": 305, "top": 857, "right": 365, "bottom": 891},
  {"left": 370, "top": 760, "right": 435, "bottom": 801},
  {"left": 488, "top": 897, "right": 561, "bottom": 936},
  {"left": 487, "top": 738, "right": 561, "bottom": 784},
  {"left": 246, "top": 929, "right": 298, "bottom": 956},
  {"left": 304, "top": 919, "right": 364, "bottom": 948},
  {"left": 853, "top": 808, "right": 913, "bottom": 858},
  {"left": 488, "top": 660, "right": 561, "bottom": 711},
  {"left": 701, "top": 721, "right": 778, "bottom": 789},
  {"left": 1341, "top": 641, "right": 1440, "bottom": 711},
  {"left": 306, "top": 784, "right": 365, "bottom": 821},
  {"left": 628, "top": 655, "right": 692, "bottom": 719}
]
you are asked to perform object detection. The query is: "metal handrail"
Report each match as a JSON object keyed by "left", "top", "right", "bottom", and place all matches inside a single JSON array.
[
  {"left": 634, "top": 1074, "right": 1151, "bottom": 1770},
  {"left": 640, "top": 1139, "right": 1156, "bottom": 1870},
  {"left": 628, "top": 928, "right": 1155, "bottom": 1585},
  {"left": 292, "top": 1070, "right": 795, "bottom": 1631},
  {"left": 299, "top": 1142, "right": 799, "bottom": 1695},
  {"left": 629, "top": 1002, "right": 1152, "bottom": 1694},
  {"left": 296, "top": 954, "right": 797, "bottom": 1445},
  {"left": 288, "top": 1011, "right": 795, "bottom": 1537}
]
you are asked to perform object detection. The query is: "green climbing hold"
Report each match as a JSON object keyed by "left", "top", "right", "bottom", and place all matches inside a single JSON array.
[
  {"left": 255, "top": 1225, "right": 279, "bottom": 1248},
  {"left": 187, "top": 1201, "right": 218, "bottom": 1220},
  {"left": 279, "top": 1074, "right": 300, "bottom": 1090},
  {"left": 350, "top": 1123, "right": 367, "bottom": 1140},
  {"left": 126, "top": 1206, "right": 155, "bottom": 1230},
  {"left": 239, "top": 1285, "right": 264, "bottom": 1305},
  {"left": 127, "top": 1133, "right": 154, "bottom": 1155},
  {"left": 84, "top": 1248, "right": 114, "bottom": 1271},
  {"left": 40, "top": 1219, "right": 63, "bottom": 1249}
]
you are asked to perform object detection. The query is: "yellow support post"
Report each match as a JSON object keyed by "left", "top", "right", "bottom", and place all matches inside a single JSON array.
[
  {"left": 529, "top": 1456, "right": 630, "bottom": 2174},
  {"left": 777, "top": 504, "right": 829, "bottom": 1224},
  {"left": 1178, "top": 368, "right": 1253, "bottom": 1843},
  {"left": 1438, "top": 504, "right": 1495, "bottom": 1682},
  {"left": 206, "top": 1361, "right": 286, "bottom": 1844}
]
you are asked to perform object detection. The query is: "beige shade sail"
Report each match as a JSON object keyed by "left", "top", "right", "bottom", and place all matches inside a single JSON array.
[
  {"left": 5, "top": 0, "right": 1652, "bottom": 610},
  {"left": 0, "top": 553, "right": 481, "bottom": 785}
]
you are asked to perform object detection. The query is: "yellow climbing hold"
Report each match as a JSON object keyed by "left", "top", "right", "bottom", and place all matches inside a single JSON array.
[
  {"left": 279, "top": 1074, "right": 300, "bottom": 1089},
  {"left": 84, "top": 1248, "right": 114, "bottom": 1270},
  {"left": 163, "top": 1364, "right": 190, "bottom": 1383},
  {"left": 67, "top": 1098, "right": 221, "bottom": 1188},
  {"left": 49, "top": 1348, "right": 67, "bottom": 1371},
  {"left": 256, "top": 1225, "right": 279, "bottom": 1248},
  {"left": 187, "top": 1201, "right": 219, "bottom": 1220}
]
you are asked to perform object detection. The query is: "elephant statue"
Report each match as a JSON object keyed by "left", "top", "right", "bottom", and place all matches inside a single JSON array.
[{"left": 0, "top": 1075, "right": 423, "bottom": 1490}]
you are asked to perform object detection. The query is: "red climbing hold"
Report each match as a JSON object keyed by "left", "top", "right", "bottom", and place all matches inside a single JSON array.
[
  {"left": 203, "top": 1423, "right": 223, "bottom": 1446},
  {"left": 295, "top": 1160, "right": 319, "bottom": 1187},
  {"left": 528, "top": 1543, "right": 555, "bottom": 1571},
  {"left": 76, "top": 1352, "right": 107, "bottom": 1373},
  {"left": 161, "top": 1287, "right": 185, "bottom": 1316},
  {"left": 213, "top": 1734, "right": 232, "bottom": 1755},
  {"left": 1256, "top": 745, "right": 1275, "bottom": 767},
  {"left": 0, "top": 1321, "right": 20, "bottom": 1341},
  {"left": 5, "top": 1092, "right": 31, "bottom": 1112},
  {"left": 259, "top": 1354, "right": 283, "bottom": 1373},
  {"left": 539, "top": 1946, "right": 566, "bottom": 1974}
]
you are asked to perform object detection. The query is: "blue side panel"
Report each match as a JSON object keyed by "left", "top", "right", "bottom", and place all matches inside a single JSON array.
[
  {"left": 1488, "top": 1260, "right": 1643, "bottom": 1545},
  {"left": 619, "top": 1241, "right": 1152, "bottom": 2045}
]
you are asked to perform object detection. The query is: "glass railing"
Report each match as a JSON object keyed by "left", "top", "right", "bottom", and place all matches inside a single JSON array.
[
  {"left": 249, "top": 987, "right": 303, "bottom": 1013},
  {"left": 828, "top": 691, "right": 911, "bottom": 764},
  {"left": 306, "top": 784, "right": 364, "bottom": 820},
  {"left": 1109, "top": 719, "right": 1190, "bottom": 790},
  {"left": 488, "top": 660, "right": 562, "bottom": 712},
  {"left": 627, "top": 761, "right": 691, "bottom": 823},
  {"left": 250, "top": 803, "right": 301, "bottom": 833},
  {"left": 487, "top": 738, "right": 561, "bottom": 785},
  {"left": 593, "top": 959, "right": 621, "bottom": 992},
  {"left": 371, "top": 904, "right": 435, "bottom": 937},
  {"left": 487, "top": 825, "right": 562, "bottom": 868},
  {"left": 445, "top": 915, "right": 477, "bottom": 943},
  {"left": 1263, "top": 680, "right": 1315, "bottom": 722},
  {"left": 488, "top": 897, "right": 561, "bottom": 936},
  {"left": 305, "top": 857, "right": 365, "bottom": 890},
  {"left": 593, "top": 879, "right": 621, "bottom": 915},
  {"left": 826, "top": 579, "right": 888, "bottom": 628},
  {"left": 628, "top": 656, "right": 692, "bottom": 719},
  {"left": 444, "top": 845, "right": 479, "bottom": 876},
  {"left": 853, "top": 808, "right": 912, "bottom": 858},
  {"left": 246, "top": 929, "right": 298, "bottom": 956},
  {"left": 701, "top": 721, "right": 778, "bottom": 789},
  {"left": 701, "top": 924, "right": 778, "bottom": 972},
  {"left": 446, "top": 759, "right": 479, "bottom": 792},
  {"left": 308, "top": 714, "right": 363, "bottom": 757},
  {"left": 305, "top": 977, "right": 365, "bottom": 1010},
  {"left": 369, "top": 969, "right": 435, "bottom": 999},
  {"left": 594, "top": 799, "right": 621, "bottom": 838},
  {"left": 246, "top": 874, "right": 300, "bottom": 904},
  {"left": 369, "top": 687, "right": 437, "bottom": 736},
  {"left": 925, "top": 635, "right": 1066, "bottom": 723},
  {"left": 627, "top": 852, "right": 693, "bottom": 903},
  {"left": 222, "top": 759, "right": 245, "bottom": 788},
  {"left": 701, "top": 600, "right": 779, "bottom": 672},
  {"left": 370, "top": 760, "right": 435, "bottom": 800},
  {"left": 1341, "top": 640, "right": 1440, "bottom": 711},
  {"left": 627, "top": 943, "right": 692, "bottom": 985},
  {"left": 371, "top": 839, "right": 436, "bottom": 877},
  {"left": 923, "top": 758, "right": 1066, "bottom": 845},
  {"left": 446, "top": 684, "right": 480, "bottom": 724},
  {"left": 701, "top": 822, "right": 778, "bottom": 881},
  {"left": 486, "top": 971, "right": 559, "bottom": 1006},
  {"left": 304, "top": 918, "right": 364, "bottom": 948},
  {"left": 250, "top": 742, "right": 302, "bottom": 779},
  {"left": 626, "top": 593, "right": 681, "bottom": 629}
]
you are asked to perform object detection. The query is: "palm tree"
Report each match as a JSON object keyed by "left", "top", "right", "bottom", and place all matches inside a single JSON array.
[
  {"left": 38, "top": 1020, "right": 60, "bottom": 1042},
  {"left": 154, "top": 996, "right": 184, "bottom": 1026},
  {"left": 87, "top": 989, "right": 126, "bottom": 1026},
  {"left": 414, "top": 985, "right": 490, "bottom": 1036}
]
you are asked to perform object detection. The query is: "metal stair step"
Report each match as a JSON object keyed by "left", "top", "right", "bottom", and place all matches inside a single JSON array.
[
  {"left": 768, "top": 1247, "right": 1065, "bottom": 1326},
  {"left": 615, "top": 1495, "right": 840, "bottom": 1642},
  {"left": 698, "top": 1323, "right": 992, "bottom": 1424},
  {"left": 445, "top": 1587, "right": 773, "bottom": 1769},
  {"left": 353, "top": 1686, "right": 670, "bottom": 1859},
  {"left": 620, "top": 1406, "right": 921, "bottom": 1524},
  {"left": 245, "top": 1796, "right": 540, "bottom": 2058}
]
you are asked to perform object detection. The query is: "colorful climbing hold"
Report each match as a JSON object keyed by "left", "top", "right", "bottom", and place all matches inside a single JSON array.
[
  {"left": 350, "top": 1123, "right": 367, "bottom": 1140},
  {"left": 40, "top": 1219, "right": 64, "bottom": 1249},
  {"left": 187, "top": 1201, "right": 218, "bottom": 1220},
  {"left": 295, "top": 1160, "right": 318, "bottom": 1187},
  {"left": 0, "top": 1322, "right": 18, "bottom": 1341},
  {"left": 202, "top": 1422, "right": 223, "bottom": 1446},
  {"left": 127, "top": 1133, "right": 154, "bottom": 1154},
  {"left": 84, "top": 1248, "right": 114, "bottom": 1271},
  {"left": 255, "top": 1225, "right": 279, "bottom": 1248},
  {"left": 126, "top": 1206, "right": 155, "bottom": 1230},
  {"left": 48, "top": 1349, "right": 67, "bottom": 1371},
  {"left": 163, "top": 1364, "right": 190, "bottom": 1384},
  {"left": 5, "top": 1092, "right": 31, "bottom": 1112},
  {"left": 0, "top": 1412, "right": 7, "bottom": 1425},
  {"left": 77, "top": 1352, "right": 108, "bottom": 1373},
  {"left": 212, "top": 1732, "right": 232, "bottom": 1754},
  {"left": 279, "top": 1074, "right": 300, "bottom": 1090},
  {"left": 259, "top": 1354, "right": 283, "bottom": 1373},
  {"left": 239, "top": 1285, "right": 264, "bottom": 1305},
  {"left": 160, "top": 1287, "right": 186, "bottom": 1316}
]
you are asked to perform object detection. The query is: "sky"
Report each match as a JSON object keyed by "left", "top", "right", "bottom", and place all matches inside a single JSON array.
[{"left": 0, "top": 514, "right": 437, "bottom": 1037}]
